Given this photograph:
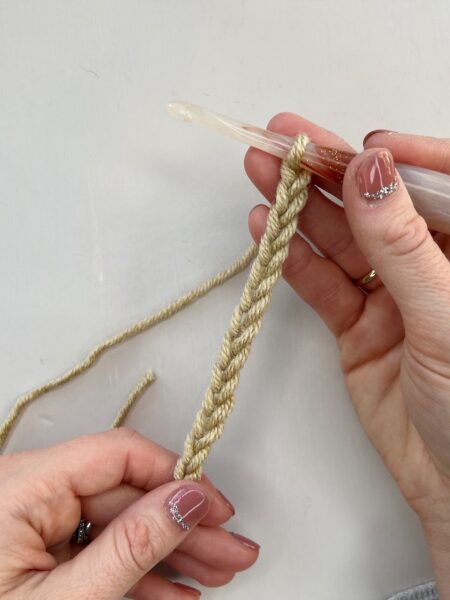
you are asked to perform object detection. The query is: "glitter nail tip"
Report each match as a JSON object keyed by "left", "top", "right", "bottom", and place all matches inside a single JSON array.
[
  {"left": 166, "top": 486, "right": 209, "bottom": 531},
  {"left": 362, "top": 178, "right": 398, "bottom": 201}
]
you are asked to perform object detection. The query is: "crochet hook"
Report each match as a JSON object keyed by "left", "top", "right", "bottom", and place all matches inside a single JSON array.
[{"left": 167, "top": 101, "right": 450, "bottom": 235}]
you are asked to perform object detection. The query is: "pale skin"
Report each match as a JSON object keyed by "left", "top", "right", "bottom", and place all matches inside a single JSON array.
[
  {"left": 1, "top": 115, "right": 450, "bottom": 599},
  {"left": 245, "top": 115, "right": 450, "bottom": 597},
  {"left": 0, "top": 429, "right": 259, "bottom": 599}
]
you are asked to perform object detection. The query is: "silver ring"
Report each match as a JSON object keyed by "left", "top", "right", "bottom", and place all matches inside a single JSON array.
[
  {"left": 354, "top": 268, "right": 378, "bottom": 288},
  {"left": 72, "top": 519, "right": 92, "bottom": 544}
]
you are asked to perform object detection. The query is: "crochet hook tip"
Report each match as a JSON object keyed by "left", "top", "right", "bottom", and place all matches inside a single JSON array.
[
  {"left": 167, "top": 101, "right": 194, "bottom": 123},
  {"left": 167, "top": 100, "right": 293, "bottom": 159},
  {"left": 166, "top": 100, "right": 352, "bottom": 184}
]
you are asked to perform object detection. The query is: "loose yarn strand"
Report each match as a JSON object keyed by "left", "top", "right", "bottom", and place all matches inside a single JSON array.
[
  {"left": 0, "top": 244, "right": 257, "bottom": 449},
  {"left": 174, "top": 134, "right": 310, "bottom": 480},
  {"left": 111, "top": 370, "right": 156, "bottom": 428}
]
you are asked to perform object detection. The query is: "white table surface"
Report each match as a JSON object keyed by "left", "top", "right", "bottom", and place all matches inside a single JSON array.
[{"left": 1, "top": 1, "right": 449, "bottom": 598}]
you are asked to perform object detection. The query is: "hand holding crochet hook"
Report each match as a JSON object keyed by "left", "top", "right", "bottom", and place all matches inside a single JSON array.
[{"left": 242, "top": 111, "right": 450, "bottom": 598}]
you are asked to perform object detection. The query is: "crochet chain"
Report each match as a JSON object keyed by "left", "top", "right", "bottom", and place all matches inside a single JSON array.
[
  {"left": 174, "top": 134, "right": 310, "bottom": 479},
  {"left": 0, "top": 134, "right": 310, "bottom": 481}
]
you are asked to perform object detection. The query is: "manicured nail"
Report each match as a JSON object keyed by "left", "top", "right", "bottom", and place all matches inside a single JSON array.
[
  {"left": 363, "top": 129, "right": 394, "bottom": 146},
  {"left": 357, "top": 150, "right": 398, "bottom": 202},
  {"left": 231, "top": 532, "right": 260, "bottom": 550},
  {"left": 173, "top": 582, "right": 202, "bottom": 597},
  {"left": 216, "top": 489, "right": 235, "bottom": 515},
  {"left": 166, "top": 486, "right": 209, "bottom": 531}
]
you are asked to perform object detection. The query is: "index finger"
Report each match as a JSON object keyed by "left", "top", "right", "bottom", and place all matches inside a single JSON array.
[
  {"left": 9, "top": 428, "right": 234, "bottom": 525},
  {"left": 364, "top": 131, "right": 450, "bottom": 175}
]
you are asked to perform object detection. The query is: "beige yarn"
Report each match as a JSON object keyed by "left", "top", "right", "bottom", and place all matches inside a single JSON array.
[
  {"left": 111, "top": 370, "right": 156, "bottom": 428},
  {"left": 174, "top": 134, "right": 310, "bottom": 480},
  {"left": 0, "top": 134, "right": 310, "bottom": 481},
  {"left": 0, "top": 244, "right": 257, "bottom": 448}
]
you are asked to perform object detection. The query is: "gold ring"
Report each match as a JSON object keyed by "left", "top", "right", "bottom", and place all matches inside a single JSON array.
[{"left": 355, "top": 268, "right": 378, "bottom": 287}]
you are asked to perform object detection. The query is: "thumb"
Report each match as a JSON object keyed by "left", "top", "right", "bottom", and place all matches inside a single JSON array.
[
  {"left": 53, "top": 482, "right": 209, "bottom": 599},
  {"left": 343, "top": 148, "right": 450, "bottom": 343}
]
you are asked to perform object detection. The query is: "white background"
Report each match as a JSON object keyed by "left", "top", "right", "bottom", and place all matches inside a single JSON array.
[{"left": 1, "top": 1, "right": 449, "bottom": 598}]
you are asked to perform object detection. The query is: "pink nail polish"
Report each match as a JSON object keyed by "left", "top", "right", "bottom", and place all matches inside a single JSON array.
[
  {"left": 363, "top": 129, "right": 394, "bottom": 146},
  {"left": 357, "top": 150, "right": 398, "bottom": 202},
  {"left": 173, "top": 582, "right": 202, "bottom": 597},
  {"left": 166, "top": 486, "right": 209, "bottom": 531},
  {"left": 231, "top": 532, "right": 260, "bottom": 550},
  {"left": 216, "top": 489, "right": 235, "bottom": 515}
]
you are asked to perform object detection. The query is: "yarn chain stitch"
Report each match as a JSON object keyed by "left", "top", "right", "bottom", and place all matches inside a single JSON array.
[{"left": 174, "top": 134, "right": 310, "bottom": 480}]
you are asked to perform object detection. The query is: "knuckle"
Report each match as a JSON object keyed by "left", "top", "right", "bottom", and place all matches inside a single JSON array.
[
  {"left": 317, "top": 274, "right": 347, "bottom": 309},
  {"left": 322, "top": 233, "right": 355, "bottom": 261},
  {"left": 109, "top": 426, "right": 146, "bottom": 452},
  {"left": 116, "top": 513, "right": 168, "bottom": 573},
  {"left": 111, "top": 425, "right": 141, "bottom": 442},
  {"left": 282, "top": 245, "right": 313, "bottom": 279},
  {"left": 383, "top": 214, "right": 429, "bottom": 258}
]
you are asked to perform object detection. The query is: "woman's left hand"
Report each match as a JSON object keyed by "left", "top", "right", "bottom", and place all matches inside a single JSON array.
[
  {"left": 245, "top": 113, "right": 450, "bottom": 594},
  {"left": 0, "top": 427, "right": 258, "bottom": 599}
]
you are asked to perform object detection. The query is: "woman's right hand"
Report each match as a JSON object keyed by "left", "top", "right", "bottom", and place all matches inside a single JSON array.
[{"left": 0, "top": 428, "right": 259, "bottom": 599}]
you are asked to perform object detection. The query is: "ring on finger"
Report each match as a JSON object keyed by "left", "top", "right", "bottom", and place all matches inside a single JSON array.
[
  {"left": 354, "top": 268, "right": 378, "bottom": 289},
  {"left": 71, "top": 518, "right": 93, "bottom": 544}
]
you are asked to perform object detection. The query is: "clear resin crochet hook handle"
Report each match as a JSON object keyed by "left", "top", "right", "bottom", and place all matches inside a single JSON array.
[{"left": 168, "top": 101, "right": 450, "bottom": 234}]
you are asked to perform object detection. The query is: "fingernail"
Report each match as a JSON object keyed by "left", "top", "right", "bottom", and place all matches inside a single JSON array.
[
  {"left": 173, "top": 582, "right": 201, "bottom": 597},
  {"left": 216, "top": 489, "right": 235, "bottom": 515},
  {"left": 166, "top": 486, "right": 209, "bottom": 531},
  {"left": 231, "top": 532, "right": 260, "bottom": 550},
  {"left": 357, "top": 150, "right": 398, "bottom": 202},
  {"left": 363, "top": 129, "right": 394, "bottom": 146}
]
